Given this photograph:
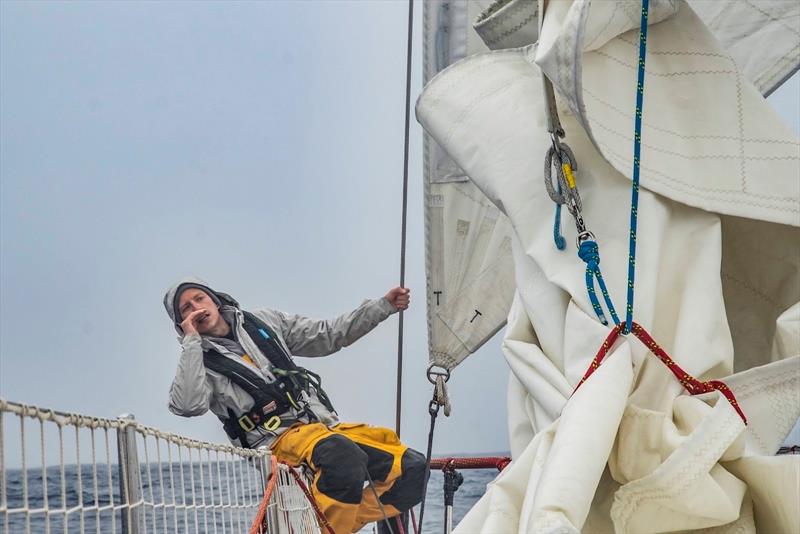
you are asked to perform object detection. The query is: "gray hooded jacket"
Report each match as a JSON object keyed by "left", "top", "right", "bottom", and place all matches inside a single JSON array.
[{"left": 164, "top": 277, "right": 397, "bottom": 449}]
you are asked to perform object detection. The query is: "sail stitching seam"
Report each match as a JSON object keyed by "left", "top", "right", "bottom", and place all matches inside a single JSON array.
[
  {"left": 599, "top": 143, "right": 799, "bottom": 208},
  {"left": 583, "top": 87, "right": 799, "bottom": 145}
]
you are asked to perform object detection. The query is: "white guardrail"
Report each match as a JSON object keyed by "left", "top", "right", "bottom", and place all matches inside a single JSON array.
[{"left": 0, "top": 399, "right": 320, "bottom": 534}]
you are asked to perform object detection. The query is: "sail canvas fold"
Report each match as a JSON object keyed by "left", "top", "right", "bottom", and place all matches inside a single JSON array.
[
  {"left": 423, "top": 0, "right": 518, "bottom": 371},
  {"left": 422, "top": 0, "right": 800, "bottom": 372},
  {"left": 417, "top": 0, "right": 800, "bottom": 531}
]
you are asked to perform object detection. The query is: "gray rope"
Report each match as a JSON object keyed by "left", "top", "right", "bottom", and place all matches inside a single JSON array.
[
  {"left": 543, "top": 143, "right": 581, "bottom": 216},
  {"left": 367, "top": 471, "right": 395, "bottom": 534}
]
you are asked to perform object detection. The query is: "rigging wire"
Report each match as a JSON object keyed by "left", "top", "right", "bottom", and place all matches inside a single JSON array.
[{"left": 395, "top": 0, "right": 414, "bottom": 437}]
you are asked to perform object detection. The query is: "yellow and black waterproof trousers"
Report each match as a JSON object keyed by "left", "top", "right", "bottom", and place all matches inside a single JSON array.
[{"left": 271, "top": 422, "right": 426, "bottom": 534}]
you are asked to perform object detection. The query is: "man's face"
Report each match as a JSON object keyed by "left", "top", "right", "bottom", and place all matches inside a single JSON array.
[{"left": 177, "top": 288, "right": 224, "bottom": 335}]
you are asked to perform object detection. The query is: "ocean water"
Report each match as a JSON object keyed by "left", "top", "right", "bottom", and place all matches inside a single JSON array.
[
  {"left": 419, "top": 468, "right": 496, "bottom": 533},
  {"left": 1, "top": 463, "right": 498, "bottom": 533}
]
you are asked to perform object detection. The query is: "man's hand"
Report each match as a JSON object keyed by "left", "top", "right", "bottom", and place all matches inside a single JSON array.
[
  {"left": 181, "top": 309, "right": 209, "bottom": 336},
  {"left": 385, "top": 287, "right": 410, "bottom": 311}
]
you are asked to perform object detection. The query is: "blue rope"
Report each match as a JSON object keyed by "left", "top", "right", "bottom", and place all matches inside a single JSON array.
[
  {"left": 624, "top": 0, "right": 649, "bottom": 334},
  {"left": 578, "top": 240, "right": 620, "bottom": 326},
  {"left": 553, "top": 179, "right": 566, "bottom": 250},
  {"left": 553, "top": 205, "right": 566, "bottom": 250}
]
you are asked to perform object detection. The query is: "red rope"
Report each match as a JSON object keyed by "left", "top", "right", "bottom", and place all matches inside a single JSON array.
[
  {"left": 395, "top": 515, "right": 407, "bottom": 534},
  {"left": 249, "top": 455, "right": 279, "bottom": 534},
  {"left": 287, "top": 465, "right": 337, "bottom": 534},
  {"left": 429, "top": 456, "right": 511, "bottom": 471},
  {"left": 573, "top": 322, "right": 746, "bottom": 423}
]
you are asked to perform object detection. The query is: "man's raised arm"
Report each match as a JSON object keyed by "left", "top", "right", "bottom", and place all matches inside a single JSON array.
[{"left": 261, "top": 287, "right": 410, "bottom": 357}]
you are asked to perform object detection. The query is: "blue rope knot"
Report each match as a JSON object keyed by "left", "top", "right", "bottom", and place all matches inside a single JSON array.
[
  {"left": 577, "top": 240, "right": 620, "bottom": 327},
  {"left": 578, "top": 240, "right": 600, "bottom": 267}
]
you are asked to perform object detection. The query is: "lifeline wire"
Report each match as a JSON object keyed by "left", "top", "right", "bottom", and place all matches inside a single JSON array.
[
  {"left": 395, "top": 0, "right": 414, "bottom": 438},
  {"left": 624, "top": 0, "right": 649, "bottom": 334}
]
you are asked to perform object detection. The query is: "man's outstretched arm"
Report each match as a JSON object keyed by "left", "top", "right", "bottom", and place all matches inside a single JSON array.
[{"left": 264, "top": 287, "right": 410, "bottom": 357}]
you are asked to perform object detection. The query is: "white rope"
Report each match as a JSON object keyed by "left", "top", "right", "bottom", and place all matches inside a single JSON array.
[
  {"left": 228, "top": 451, "right": 237, "bottom": 533},
  {"left": 0, "top": 410, "right": 7, "bottom": 534},
  {"left": 89, "top": 427, "right": 98, "bottom": 534},
  {"left": 19, "top": 408, "right": 29, "bottom": 534},
  {"left": 154, "top": 436, "right": 166, "bottom": 531},
  {"left": 1, "top": 398, "right": 277, "bottom": 533},
  {"left": 167, "top": 438, "right": 178, "bottom": 533},
  {"left": 215, "top": 449, "right": 226, "bottom": 534},
  {"left": 197, "top": 443, "right": 209, "bottom": 533},
  {"left": 58, "top": 424, "right": 66, "bottom": 534},
  {"left": 141, "top": 435, "right": 154, "bottom": 532},
  {"left": 187, "top": 445, "right": 198, "bottom": 533},
  {"left": 102, "top": 428, "right": 115, "bottom": 534},
  {"left": 206, "top": 449, "right": 218, "bottom": 534},
  {"left": 38, "top": 419, "right": 49, "bottom": 534}
]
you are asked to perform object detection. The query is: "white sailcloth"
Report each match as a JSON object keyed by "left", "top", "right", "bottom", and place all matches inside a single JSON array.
[
  {"left": 423, "top": 0, "right": 516, "bottom": 371},
  {"left": 422, "top": 0, "right": 800, "bottom": 371},
  {"left": 418, "top": 0, "right": 800, "bottom": 532}
]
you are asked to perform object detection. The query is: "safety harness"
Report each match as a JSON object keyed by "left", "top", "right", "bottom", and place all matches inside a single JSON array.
[{"left": 203, "top": 311, "right": 336, "bottom": 448}]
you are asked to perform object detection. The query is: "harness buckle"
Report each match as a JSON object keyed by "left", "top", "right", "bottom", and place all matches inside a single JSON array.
[
  {"left": 263, "top": 415, "right": 282, "bottom": 432},
  {"left": 238, "top": 415, "right": 256, "bottom": 432}
]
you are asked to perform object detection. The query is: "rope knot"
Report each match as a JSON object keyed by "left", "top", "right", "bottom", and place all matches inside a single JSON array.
[{"left": 578, "top": 240, "right": 600, "bottom": 268}]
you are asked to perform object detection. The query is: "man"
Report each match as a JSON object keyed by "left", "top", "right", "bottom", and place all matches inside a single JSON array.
[{"left": 164, "top": 277, "right": 425, "bottom": 534}]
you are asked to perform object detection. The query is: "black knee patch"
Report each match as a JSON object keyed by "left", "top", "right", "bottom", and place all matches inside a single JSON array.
[
  {"left": 312, "top": 434, "right": 368, "bottom": 504},
  {"left": 357, "top": 443, "right": 394, "bottom": 483},
  {"left": 379, "top": 448, "right": 427, "bottom": 511}
]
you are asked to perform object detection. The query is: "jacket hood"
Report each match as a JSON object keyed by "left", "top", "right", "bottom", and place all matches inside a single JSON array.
[{"left": 163, "top": 276, "right": 240, "bottom": 333}]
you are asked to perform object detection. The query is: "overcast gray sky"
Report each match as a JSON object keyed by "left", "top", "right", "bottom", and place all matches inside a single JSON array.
[
  {"left": 0, "top": 0, "right": 512, "bottom": 463},
  {"left": 1, "top": 1, "right": 798, "bottom": 467}
]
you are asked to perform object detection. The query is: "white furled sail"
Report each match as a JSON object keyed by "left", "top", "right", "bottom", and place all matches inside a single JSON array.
[
  {"left": 418, "top": 0, "right": 799, "bottom": 532},
  {"left": 423, "top": 0, "right": 800, "bottom": 373},
  {"left": 423, "top": 1, "right": 517, "bottom": 371}
]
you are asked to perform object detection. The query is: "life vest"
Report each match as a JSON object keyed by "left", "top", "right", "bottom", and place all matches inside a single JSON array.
[{"left": 203, "top": 311, "right": 336, "bottom": 448}]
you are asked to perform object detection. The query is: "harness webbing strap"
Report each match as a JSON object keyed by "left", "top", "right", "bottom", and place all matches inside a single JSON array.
[
  {"left": 240, "top": 311, "right": 336, "bottom": 416},
  {"left": 573, "top": 322, "right": 747, "bottom": 423},
  {"left": 202, "top": 353, "right": 290, "bottom": 418},
  {"left": 203, "top": 311, "right": 339, "bottom": 447},
  {"left": 201, "top": 352, "right": 294, "bottom": 445}
]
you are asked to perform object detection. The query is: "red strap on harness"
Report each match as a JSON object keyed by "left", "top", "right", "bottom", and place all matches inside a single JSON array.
[{"left": 573, "top": 322, "right": 746, "bottom": 424}]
